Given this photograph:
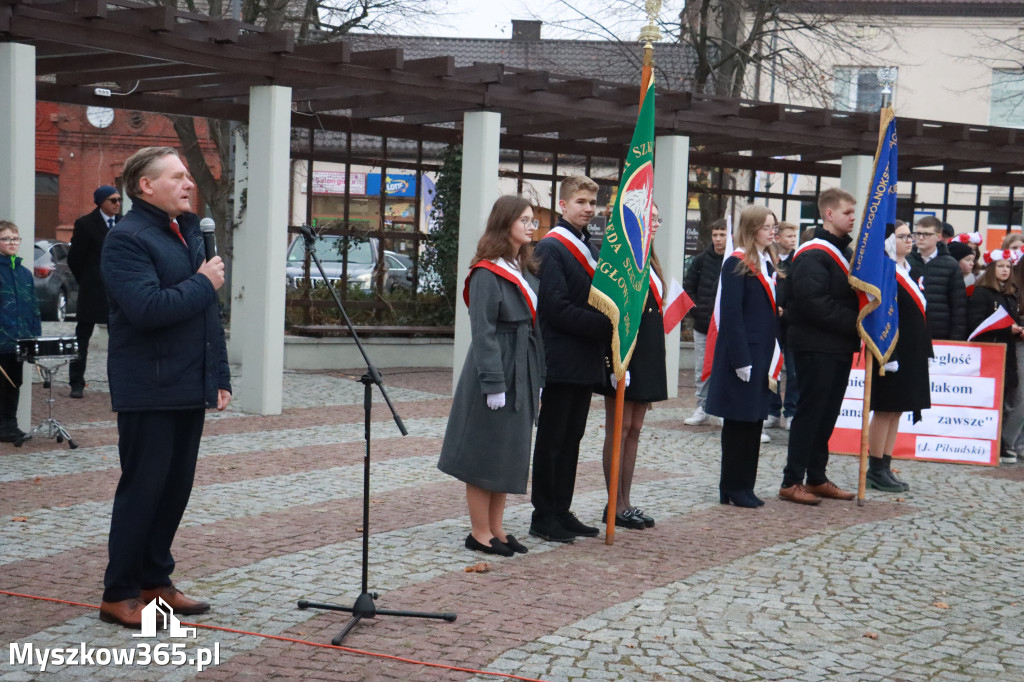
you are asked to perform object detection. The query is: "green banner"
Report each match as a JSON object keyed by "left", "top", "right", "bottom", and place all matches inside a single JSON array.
[{"left": 588, "top": 75, "right": 656, "bottom": 379}]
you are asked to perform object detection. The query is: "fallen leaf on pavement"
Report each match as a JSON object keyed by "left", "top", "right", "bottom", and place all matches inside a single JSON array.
[
  {"left": 932, "top": 601, "right": 949, "bottom": 609},
  {"left": 465, "top": 562, "right": 491, "bottom": 573},
  {"left": 863, "top": 632, "right": 878, "bottom": 639},
  {"left": 11, "top": 516, "right": 27, "bottom": 522}
]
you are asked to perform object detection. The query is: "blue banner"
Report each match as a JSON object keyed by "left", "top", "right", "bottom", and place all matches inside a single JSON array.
[{"left": 850, "top": 108, "right": 899, "bottom": 365}]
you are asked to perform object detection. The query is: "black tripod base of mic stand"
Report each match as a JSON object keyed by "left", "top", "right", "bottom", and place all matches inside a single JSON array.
[{"left": 298, "top": 594, "right": 456, "bottom": 645}]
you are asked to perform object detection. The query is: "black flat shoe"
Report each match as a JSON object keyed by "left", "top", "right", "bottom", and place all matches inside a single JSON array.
[
  {"left": 465, "top": 533, "right": 514, "bottom": 557},
  {"left": 630, "top": 507, "right": 656, "bottom": 528},
  {"left": 615, "top": 511, "right": 647, "bottom": 530},
  {"left": 501, "top": 534, "right": 528, "bottom": 554}
]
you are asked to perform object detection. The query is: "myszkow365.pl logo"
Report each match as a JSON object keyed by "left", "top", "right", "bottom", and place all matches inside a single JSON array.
[{"left": 9, "top": 597, "right": 221, "bottom": 673}]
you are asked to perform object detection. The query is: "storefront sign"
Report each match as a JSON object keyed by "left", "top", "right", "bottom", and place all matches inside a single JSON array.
[{"left": 310, "top": 171, "right": 366, "bottom": 195}]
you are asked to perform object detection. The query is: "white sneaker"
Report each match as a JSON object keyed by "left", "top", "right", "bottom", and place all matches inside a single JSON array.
[
  {"left": 684, "top": 408, "right": 708, "bottom": 426},
  {"left": 784, "top": 418, "right": 792, "bottom": 431},
  {"left": 765, "top": 415, "right": 780, "bottom": 428},
  {"left": 761, "top": 430, "right": 770, "bottom": 443},
  {"left": 1001, "top": 453, "right": 1018, "bottom": 464}
]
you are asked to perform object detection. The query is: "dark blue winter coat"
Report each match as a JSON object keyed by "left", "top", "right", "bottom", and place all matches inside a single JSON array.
[
  {"left": 0, "top": 255, "right": 42, "bottom": 354},
  {"left": 706, "top": 254, "right": 778, "bottom": 422},
  {"left": 101, "top": 199, "right": 230, "bottom": 412}
]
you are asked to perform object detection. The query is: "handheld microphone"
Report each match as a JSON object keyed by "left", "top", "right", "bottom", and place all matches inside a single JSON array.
[{"left": 199, "top": 218, "right": 217, "bottom": 261}]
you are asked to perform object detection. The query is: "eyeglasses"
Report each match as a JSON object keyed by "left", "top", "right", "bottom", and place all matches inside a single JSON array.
[
  {"left": 519, "top": 218, "right": 539, "bottom": 229},
  {"left": 0, "top": 237, "right": 22, "bottom": 244},
  {"left": 107, "top": 197, "right": 122, "bottom": 203},
  {"left": 913, "top": 231, "right": 939, "bottom": 238},
  {"left": 895, "top": 234, "right": 914, "bottom": 242},
  {"left": 651, "top": 217, "right": 663, "bottom": 225}
]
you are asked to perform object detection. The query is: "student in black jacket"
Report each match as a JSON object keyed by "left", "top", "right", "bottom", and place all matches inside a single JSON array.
[
  {"left": 779, "top": 188, "right": 860, "bottom": 505},
  {"left": 908, "top": 216, "right": 967, "bottom": 341},
  {"left": 682, "top": 219, "right": 727, "bottom": 426},
  {"left": 530, "top": 175, "right": 612, "bottom": 543}
]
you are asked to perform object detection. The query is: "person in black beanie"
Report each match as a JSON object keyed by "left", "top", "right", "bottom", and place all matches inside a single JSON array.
[{"left": 67, "top": 184, "right": 121, "bottom": 398}]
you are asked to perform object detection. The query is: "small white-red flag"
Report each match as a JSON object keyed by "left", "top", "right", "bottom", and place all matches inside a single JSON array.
[
  {"left": 662, "top": 278, "right": 694, "bottom": 334},
  {"left": 968, "top": 306, "right": 1014, "bottom": 341}
]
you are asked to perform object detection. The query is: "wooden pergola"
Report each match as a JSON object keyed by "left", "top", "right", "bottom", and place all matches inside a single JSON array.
[
  {"left": 8, "top": 0, "right": 1024, "bottom": 188},
  {"left": 3, "top": 0, "right": 1023, "bottom": 415}
]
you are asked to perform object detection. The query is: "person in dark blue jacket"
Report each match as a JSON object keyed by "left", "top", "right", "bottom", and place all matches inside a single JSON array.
[
  {"left": 0, "top": 221, "right": 41, "bottom": 442},
  {"left": 706, "top": 205, "right": 779, "bottom": 507},
  {"left": 98, "top": 147, "right": 231, "bottom": 629}
]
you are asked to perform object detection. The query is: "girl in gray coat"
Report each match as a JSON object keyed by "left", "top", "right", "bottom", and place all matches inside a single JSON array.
[{"left": 438, "top": 195, "right": 545, "bottom": 557}]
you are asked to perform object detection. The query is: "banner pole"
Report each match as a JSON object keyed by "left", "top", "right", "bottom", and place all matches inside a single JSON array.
[
  {"left": 605, "top": 378, "right": 626, "bottom": 545},
  {"left": 858, "top": 352, "right": 874, "bottom": 506}
]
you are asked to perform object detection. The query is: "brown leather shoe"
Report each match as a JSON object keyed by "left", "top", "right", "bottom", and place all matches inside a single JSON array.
[
  {"left": 778, "top": 484, "right": 822, "bottom": 505},
  {"left": 804, "top": 481, "right": 855, "bottom": 501},
  {"left": 140, "top": 584, "right": 211, "bottom": 615},
  {"left": 99, "top": 597, "right": 145, "bottom": 628}
]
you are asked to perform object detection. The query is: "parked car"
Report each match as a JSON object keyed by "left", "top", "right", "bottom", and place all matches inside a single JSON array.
[
  {"left": 382, "top": 250, "right": 442, "bottom": 294},
  {"left": 383, "top": 250, "right": 413, "bottom": 292},
  {"left": 285, "top": 234, "right": 381, "bottom": 291},
  {"left": 33, "top": 239, "right": 78, "bottom": 322}
]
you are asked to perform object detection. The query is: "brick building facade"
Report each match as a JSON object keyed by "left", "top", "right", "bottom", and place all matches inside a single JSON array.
[{"left": 34, "top": 103, "right": 221, "bottom": 241}]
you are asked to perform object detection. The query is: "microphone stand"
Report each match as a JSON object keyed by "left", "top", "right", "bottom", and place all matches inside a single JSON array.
[{"left": 294, "top": 225, "right": 456, "bottom": 644}]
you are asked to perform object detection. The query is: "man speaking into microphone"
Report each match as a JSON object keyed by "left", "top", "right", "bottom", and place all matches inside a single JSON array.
[{"left": 97, "top": 146, "right": 231, "bottom": 628}]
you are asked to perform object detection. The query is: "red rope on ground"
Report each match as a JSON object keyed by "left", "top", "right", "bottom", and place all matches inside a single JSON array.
[{"left": 0, "top": 589, "right": 549, "bottom": 682}]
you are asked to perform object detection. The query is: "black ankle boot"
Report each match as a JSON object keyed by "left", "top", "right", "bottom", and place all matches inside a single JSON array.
[
  {"left": 867, "top": 456, "right": 903, "bottom": 492},
  {"left": 882, "top": 455, "right": 909, "bottom": 491}
]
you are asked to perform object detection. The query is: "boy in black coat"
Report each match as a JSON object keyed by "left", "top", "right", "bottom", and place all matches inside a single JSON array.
[
  {"left": 683, "top": 219, "right": 727, "bottom": 425},
  {"left": 779, "top": 188, "right": 860, "bottom": 505},
  {"left": 530, "top": 175, "right": 612, "bottom": 543}
]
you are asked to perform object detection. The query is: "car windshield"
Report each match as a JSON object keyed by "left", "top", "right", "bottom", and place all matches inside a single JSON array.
[{"left": 288, "top": 235, "right": 374, "bottom": 265}]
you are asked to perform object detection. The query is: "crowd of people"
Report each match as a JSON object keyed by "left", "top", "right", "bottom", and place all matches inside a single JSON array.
[{"left": 438, "top": 174, "right": 1021, "bottom": 558}]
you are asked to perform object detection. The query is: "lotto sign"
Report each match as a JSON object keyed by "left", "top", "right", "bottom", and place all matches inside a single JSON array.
[{"left": 828, "top": 341, "right": 1006, "bottom": 466}]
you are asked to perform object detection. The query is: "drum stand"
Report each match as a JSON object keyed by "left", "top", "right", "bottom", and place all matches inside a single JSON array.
[{"left": 15, "top": 356, "right": 77, "bottom": 449}]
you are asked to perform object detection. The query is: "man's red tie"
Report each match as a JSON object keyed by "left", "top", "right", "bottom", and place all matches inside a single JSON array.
[{"left": 169, "top": 219, "right": 186, "bottom": 246}]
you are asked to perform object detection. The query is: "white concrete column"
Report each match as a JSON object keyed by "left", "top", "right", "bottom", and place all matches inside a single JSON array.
[
  {"left": 654, "top": 135, "right": 689, "bottom": 399},
  {"left": 452, "top": 111, "right": 501, "bottom": 391},
  {"left": 0, "top": 43, "right": 36, "bottom": 429},
  {"left": 233, "top": 85, "right": 291, "bottom": 414},
  {"left": 841, "top": 154, "right": 874, "bottom": 240},
  {"left": 227, "top": 128, "right": 248, "bottom": 366}
]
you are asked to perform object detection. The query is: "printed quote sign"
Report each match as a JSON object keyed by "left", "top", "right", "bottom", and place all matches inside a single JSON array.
[{"left": 828, "top": 341, "right": 1006, "bottom": 466}]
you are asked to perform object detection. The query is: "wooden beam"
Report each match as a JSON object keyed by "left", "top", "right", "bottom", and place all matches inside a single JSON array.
[
  {"left": 404, "top": 56, "right": 455, "bottom": 77},
  {"left": 349, "top": 48, "right": 403, "bottom": 69},
  {"left": 107, "top": 6, "right": 176, "bottom": 32},
  {"left": 292, "top": 41, "right": 351, "bottom": 63}
]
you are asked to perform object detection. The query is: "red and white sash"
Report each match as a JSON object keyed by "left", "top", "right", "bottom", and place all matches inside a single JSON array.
[
  {"left": 793, "top": 237, "right": 850, "bottom": 275},
  {"left": 543, "top": 225, "right": 597, "bottom": 277},
  {"left": 463, "top": 258, "right": 538, "bottom": 323},
  {"left": 964, "top": 273, "right": 976, "bottom": 298},
  {"left": 895, "top": 264, "right": 926, "bottom": 319},
  {"left": 649, "top": 271, "right": 663, "bottom": 312}
]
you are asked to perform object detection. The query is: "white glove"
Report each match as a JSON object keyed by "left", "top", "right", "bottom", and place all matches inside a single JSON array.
[
  {"left": 486, "top": 392, "right": 506, "bottom": 410},
  {"left": 883, "top": 361, "right": 899, "bottom": 373},
  {"left": 609, "top": 371, "right": 631, "bottom": 389},
  {"left": 735, "top": 365, "right": 752, "bottom": 382}
]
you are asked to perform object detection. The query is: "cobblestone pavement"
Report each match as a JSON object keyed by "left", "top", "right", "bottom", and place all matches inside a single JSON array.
[{"left": 2, "top": 324, "right": 1023, "bottom": 680}]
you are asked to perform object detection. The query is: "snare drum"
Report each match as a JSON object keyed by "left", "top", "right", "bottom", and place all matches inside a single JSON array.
[{"left": 17, "top": 337, "right": 79, "bottom": 363}]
